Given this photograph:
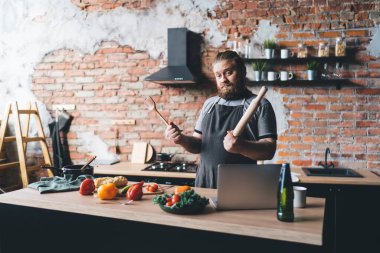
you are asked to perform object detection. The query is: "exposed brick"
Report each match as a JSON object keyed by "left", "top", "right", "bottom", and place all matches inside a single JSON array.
[
  {"left": 292, "top": 160, "right": 313, "bottom": 167},
  {"left": 319, "top": 31, "right": 341, "bottom": 38},
  {"left": 305, "top": 104, "right": 326, "bottom": 110},
  {"left": 302, "top": 136, "right": 325, "bottom": 144},
  {"left": 356, "top": 121, "right": 379, "bottom": 128},
  {"left": 356, "top": 88, "right": 380, "bottom": 95},
  {"left": 278, "top": 136, "right": 301, "bottom": 142},
  {"left": 277, "top": 151, "right": 300, "bottom": 157},
  {"left": 292, "top": 32, "right": 315, "bottom": 39}
]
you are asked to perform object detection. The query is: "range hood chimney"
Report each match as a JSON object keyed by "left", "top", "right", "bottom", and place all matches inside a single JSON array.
[{"left": 145, "top": 28, "right": 197, "bottom": 84}]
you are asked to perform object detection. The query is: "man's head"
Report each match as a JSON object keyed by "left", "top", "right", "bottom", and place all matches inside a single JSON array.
[{"left": 212, "top": 50, "right": 247, "bottom": 100}]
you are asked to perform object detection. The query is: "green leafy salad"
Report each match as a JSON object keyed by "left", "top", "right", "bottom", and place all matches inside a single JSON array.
[{"left": 153, "top": 190, "right": 209, "bottom": 209}]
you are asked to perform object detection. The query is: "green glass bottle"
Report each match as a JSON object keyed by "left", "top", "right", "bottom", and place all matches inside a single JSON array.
[{"left": 277, "top": 163, "right": 294, "bottom": 222}]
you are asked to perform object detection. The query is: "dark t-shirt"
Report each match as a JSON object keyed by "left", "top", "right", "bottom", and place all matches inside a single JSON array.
[{"left": 194, "top": 94, "right": 277, "bottom": 141}]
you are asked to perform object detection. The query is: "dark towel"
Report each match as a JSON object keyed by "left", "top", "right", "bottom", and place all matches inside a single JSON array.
[{"left": 28, "top": 174, "right": 93, "bottom": 194}]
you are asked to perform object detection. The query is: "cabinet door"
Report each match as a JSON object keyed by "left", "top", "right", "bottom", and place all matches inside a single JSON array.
[{"left": 335, "top": 186, "right": 380, "bottom": 253}]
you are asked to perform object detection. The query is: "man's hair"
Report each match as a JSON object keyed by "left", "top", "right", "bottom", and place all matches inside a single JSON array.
[{"left": 213, "top": 50, "right": 247, "bottom": 78}]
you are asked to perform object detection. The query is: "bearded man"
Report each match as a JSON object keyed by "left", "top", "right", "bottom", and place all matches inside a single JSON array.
[{"left": 165, "top": 50, "right": 277, "bottom": 188}]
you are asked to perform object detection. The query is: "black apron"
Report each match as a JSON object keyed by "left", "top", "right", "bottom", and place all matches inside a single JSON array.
[{"left": 195, "top": 99, "right": 256, "bottom": 188}]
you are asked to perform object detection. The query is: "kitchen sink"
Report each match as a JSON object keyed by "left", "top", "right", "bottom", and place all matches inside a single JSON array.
[{"left": 302, "top": 167, "right": 363, "bottom": 178}]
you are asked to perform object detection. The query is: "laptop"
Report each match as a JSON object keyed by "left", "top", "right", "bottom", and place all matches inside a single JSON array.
[{"left": 211, "top": 164, "right": 282, "bottom": 210}]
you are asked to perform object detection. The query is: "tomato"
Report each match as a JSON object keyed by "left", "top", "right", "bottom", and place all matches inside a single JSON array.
[
  {"left": 166, "top": 200, "right": 173, "bottom": 206},
  {"left": 97, "top": 183, "right": 118, "bottom": 200},
  {"left": 172, "top": 194, "right": 180, "bottom": 204},
  {"left": 79, "top": 178, "right": 95, "bottom": 195},
  {"left": 147, "top": 183, "right": 158, "bottom": 192}
]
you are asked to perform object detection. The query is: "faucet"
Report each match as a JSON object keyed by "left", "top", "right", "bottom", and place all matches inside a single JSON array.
[
  {"left": 324, "top": 147, "right": 330, "bottom": 169},
  {"left": 318, "top": 147, "right": 334, "bottom": 169}
]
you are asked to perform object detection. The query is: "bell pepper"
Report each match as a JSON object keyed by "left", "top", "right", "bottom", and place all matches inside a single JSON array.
[
  {"left": 97, "top": 183, "right": 118, "bottom": 200},
  {"left": 79, "top": 178, "right": 95, "bottom": 195},
  {"left": 174, "top": 185, "right": 191, "bottom": 195},
  {"left": 126, "top": 181, "right": 144, "bottom": 200}
]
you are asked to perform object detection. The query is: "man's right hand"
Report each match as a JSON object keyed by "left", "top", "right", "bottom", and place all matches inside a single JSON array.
[{"left": 165, "top": 122, "right": 183, "bottom": 144}]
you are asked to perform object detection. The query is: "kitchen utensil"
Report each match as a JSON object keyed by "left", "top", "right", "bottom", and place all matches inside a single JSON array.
[
  {"left": 232, "top": 86, "right": 268, "bottom": 137},
  {"left": 156, "top": 153, "right": 174, "bottom": 162},
  {"left": 80, "top": 155, "right": 97, "bottom": 172},
  {"left": 145, "top": 96, "right": 169, "bottom": 126}
]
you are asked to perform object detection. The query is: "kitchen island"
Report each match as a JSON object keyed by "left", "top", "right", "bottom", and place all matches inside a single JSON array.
[
  {"left": 94, "top": 163, "right": 380, "bottom": 253},
  {"left": 0, "top": 186, "right": 326, "bottom": 253}
]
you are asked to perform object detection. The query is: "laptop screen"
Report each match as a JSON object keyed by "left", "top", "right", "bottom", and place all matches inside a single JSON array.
[{"left": 215, "top": 164, "right": 282, "bottom": 210}]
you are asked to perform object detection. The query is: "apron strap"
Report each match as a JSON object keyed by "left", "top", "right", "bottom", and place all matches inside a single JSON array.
[{"left": 207, "top": 97, "right": 222, "bottom": 114}]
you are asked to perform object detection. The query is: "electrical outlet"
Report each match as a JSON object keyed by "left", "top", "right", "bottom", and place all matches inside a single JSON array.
[
  {"left": 52, "top": 104, "right": 76, "bottom": 111},
  {"left": 112, "top": 119, "right": 136, "bottom": 125}
]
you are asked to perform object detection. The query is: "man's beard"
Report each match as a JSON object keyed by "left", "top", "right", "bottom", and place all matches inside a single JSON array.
[{"left": 217, "top": 81, "right": 248, "bottom": 100}]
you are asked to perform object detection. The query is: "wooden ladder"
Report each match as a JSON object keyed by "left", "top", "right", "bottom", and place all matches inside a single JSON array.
[{"left": 0, "top": 102, "right": 53, "bottom": 188}]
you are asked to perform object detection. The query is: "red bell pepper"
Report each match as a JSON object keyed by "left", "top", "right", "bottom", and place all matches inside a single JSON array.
[{"left": 126, "top": 181, "right": 144, "bottom": 200}]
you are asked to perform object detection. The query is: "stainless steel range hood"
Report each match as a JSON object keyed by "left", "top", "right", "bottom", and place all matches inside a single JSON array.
[{"left": 145, "top": 28, "right": 197, "bottom": 84}]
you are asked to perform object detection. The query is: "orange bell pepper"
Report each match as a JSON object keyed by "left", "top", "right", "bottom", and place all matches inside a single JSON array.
[
  {"left": 174, "top": 185, "right": 191, "bottom": 195},
  {"left": 97, "top": 183, "right": 118, "bottom": 200}
]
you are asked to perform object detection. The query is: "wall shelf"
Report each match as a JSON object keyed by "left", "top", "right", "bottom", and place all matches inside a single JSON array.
[
  {"left": 244, "top": 56, "right": 350, "bottom": 65},
  {"left": 247, "top": 79, "right": 360, "bottom": 90}
]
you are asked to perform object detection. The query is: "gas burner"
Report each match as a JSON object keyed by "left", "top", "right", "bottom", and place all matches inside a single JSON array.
[{"left": 143, "top": 162, "right": 197, "bottom": 173}]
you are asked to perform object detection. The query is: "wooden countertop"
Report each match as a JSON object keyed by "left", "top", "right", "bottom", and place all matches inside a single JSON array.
[
  {"left": 94, "top": 162, "right": 196, "bottom": 179},
  {"left": 0, "top": 187, "right": 325, "bottom": 246},
  {"left": 295, "top": 168, "right": 380, "bottom": 186}
]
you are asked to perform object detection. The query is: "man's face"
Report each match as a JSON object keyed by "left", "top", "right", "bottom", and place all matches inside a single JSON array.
[{"left": 213, "top": 59, "right": 245, "bottom": 100}]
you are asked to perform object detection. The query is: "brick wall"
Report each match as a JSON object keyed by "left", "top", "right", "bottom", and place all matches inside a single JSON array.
[{"left": 32, "top": 0, "right": 380, "bottom": 170}]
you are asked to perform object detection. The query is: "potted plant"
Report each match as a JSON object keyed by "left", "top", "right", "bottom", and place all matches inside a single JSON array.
[
  {"left": 306, "top": 61, "right": 320, "bottom": 80},
  {"left": 263, "top": 39, "right": 276, "bottom": 59},
  {"left": 252, "top": 61, "right": 267, "bottom": 81}
]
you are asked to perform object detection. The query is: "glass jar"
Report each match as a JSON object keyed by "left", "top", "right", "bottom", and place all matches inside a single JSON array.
[
  {"left": 297, "top": 43, "right": 307, "bottom": 58},
  {"left": 232, "top": 32, "right": 242, "bottom": 55},
  {"left": 335, "top": 37, "right": 346, "bottom": 57},
  {"left": 318, "top": 42, "right": 329, "bottom": 57},
  {"left": 244, "top": 39, "right": 252, "bottom": 59}
]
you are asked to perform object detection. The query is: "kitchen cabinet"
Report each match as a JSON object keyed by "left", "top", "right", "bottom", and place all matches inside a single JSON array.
[
  {"left": 295, "top": 181, "right": 380, "bottom": 253},
  {"left": 244, "top": 54, "right": 360, "bottom": 89}
]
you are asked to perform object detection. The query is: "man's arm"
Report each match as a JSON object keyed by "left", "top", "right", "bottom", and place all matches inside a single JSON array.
[{"left": 223, "top": 131, "right": 276, "bottom": 160}]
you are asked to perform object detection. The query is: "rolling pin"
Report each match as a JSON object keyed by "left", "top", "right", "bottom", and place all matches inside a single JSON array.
[{"left": 232, "top": 86, "right": 268, "bottom": 137}]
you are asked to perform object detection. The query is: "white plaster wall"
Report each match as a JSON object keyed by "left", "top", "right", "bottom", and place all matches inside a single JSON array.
[
  {"left": 0, "top": 0, "right": 224, "bottom": 159},
  {"left": 0, "top": 0, "right": 285, "bottom": 161},
  {"left": 369, "top": 24, "right": 380, "bottom": 57}
]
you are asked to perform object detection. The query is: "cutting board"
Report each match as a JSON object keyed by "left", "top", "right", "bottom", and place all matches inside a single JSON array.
[
  {"left": 145, "top": 144, "right": 154, "bottom": 163},
  {"left": 131, "top": 142, "right": 154, "bottom": 164},
  {"left": 131, "top": 142, "right": 147, "bottom": 164}
]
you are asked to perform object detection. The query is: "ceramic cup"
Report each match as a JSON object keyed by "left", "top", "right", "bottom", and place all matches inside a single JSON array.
[
  {"left": 267, "top": 71, "right": 279, "bottom": 81},
  {"left": 307, "top": 70, "right": 317, "bottom": 80},
  {"left": 280, "top": 71, "right": 293, "bottom": 81},
  {"left": 293, "top": 186, "right": 307, "bottom": 208},
  {"left": 280, "top": 49, "right": 293, "bottom": 59}
]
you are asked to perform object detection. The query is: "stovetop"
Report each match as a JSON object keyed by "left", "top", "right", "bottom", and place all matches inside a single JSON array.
[{"left": 143, "top": 162, "right": 197, "bottom": 173}]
